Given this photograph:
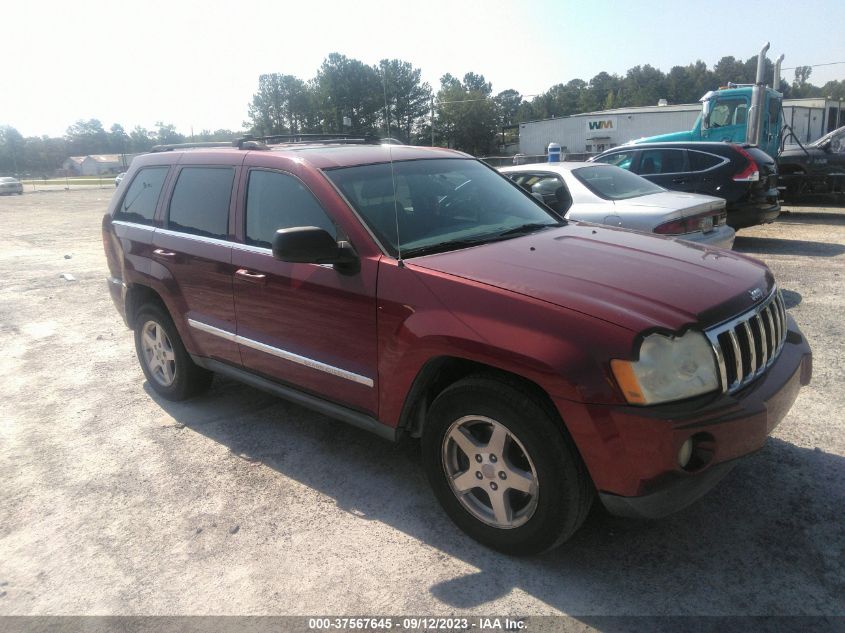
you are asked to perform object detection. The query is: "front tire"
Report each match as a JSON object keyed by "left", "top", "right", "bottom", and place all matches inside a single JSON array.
[
  {"left": 133, "top": 304, "right": 213, "bottom": 401},
  {"left": 422, "top": 375, "right": 593, "bottom": 555}
]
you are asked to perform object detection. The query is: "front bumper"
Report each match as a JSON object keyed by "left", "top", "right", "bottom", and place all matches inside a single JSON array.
[{"left": 577, "top": 317, "right": 811, "bottom": 519}]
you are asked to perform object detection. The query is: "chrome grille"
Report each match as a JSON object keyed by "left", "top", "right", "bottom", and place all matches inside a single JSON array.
[{"left": 705, "top": 288, "right": 787, "bottom": 393}]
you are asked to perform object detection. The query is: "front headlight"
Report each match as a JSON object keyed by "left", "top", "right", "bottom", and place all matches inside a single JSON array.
[{"left": 611, "top": 330, "right": 720, "bottom": 405}]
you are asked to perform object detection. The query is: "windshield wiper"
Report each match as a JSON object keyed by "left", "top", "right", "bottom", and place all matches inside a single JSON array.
[
  {"left": 402, "top": 223, "right": 563, "bottom": 259},
  {"left": 496, "top": 221, "right": 563, "bottom": 237},
  {"left": 402, "top": 237, "right": 496, "bottom": 259}
]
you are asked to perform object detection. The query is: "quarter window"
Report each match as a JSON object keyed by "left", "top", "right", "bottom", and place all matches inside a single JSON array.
[
  {"left": 115, "top": 167, "right": 168, "bottom": 225},
  {"left": 167, "top": 167, "right": 235, "bottom": 239},
  {"left": 245, "top": 170, "right": 336, "bottom": 247},
  {"left": 689, "top": 151, "right": 723, "bottom": 171}
]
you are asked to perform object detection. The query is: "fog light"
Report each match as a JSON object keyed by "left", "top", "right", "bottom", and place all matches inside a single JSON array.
[{"left": 678, "top": 438, "right": 693, "bottom": 468}]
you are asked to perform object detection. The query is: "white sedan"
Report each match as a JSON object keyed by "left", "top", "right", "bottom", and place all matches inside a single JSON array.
[{"left": 500, "top": 162, "right": 735, "bottom": 249}]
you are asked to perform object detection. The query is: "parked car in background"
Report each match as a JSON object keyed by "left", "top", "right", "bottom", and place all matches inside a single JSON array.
[
  {"left": 778, "top": 125, "right": 845, "bottom": 200},
  {"left": 501, "top": 162, "right": 735, "bottom": 249},
  {"left": 102, "top": 139, "right": 810, "bottom": 554},
  {"left": 114, "top": 172, "right": 127, "bottom": 187},
  {"left": 0, "top": 177, "right": 23, "bottom": 195},
  {"left": 590, "top": 142, "right": 780, "bottom": 230}
]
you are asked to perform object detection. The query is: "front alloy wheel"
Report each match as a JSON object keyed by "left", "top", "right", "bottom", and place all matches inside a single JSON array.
[
  {"left": 422, "top": 375, "right": 593, "bottom": 555},
  {"left": 442, "top": 416, "right": 539, "bottom": 529}
]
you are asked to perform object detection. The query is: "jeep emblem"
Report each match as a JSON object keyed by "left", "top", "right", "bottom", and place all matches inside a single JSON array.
[{"left": 749, "top": 288, "right": 764, "bottom": 301}]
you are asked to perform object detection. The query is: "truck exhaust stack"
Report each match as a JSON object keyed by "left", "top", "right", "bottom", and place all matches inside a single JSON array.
[
  {"left": 755, "top": 42, "right": 770, "bottom": 85},
  {"left": 774, "top": 54, "right": 785, "bottom": 91},
  {"left": 747, "top": 43, "right": 771, "bottom": 147}
]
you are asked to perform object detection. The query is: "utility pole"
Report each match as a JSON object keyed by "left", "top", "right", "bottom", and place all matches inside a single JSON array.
[{"left": 430, "top": 97, "right": 436, "bottom": 147}]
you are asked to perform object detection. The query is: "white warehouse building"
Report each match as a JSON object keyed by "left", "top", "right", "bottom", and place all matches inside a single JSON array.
[{"left": 518, "top": 97, "right": 843, "bottom": 157}]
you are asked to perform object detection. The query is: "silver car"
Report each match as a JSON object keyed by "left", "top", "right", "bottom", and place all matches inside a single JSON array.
[
  {"left": 501, "top": 162, "right": 735, "bottom": 249},
  {"left": 0, "top": 177, "right": 23, "bottom": 195}
]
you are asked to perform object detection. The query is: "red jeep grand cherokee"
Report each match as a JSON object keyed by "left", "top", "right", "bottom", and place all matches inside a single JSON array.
[{"left": 102, "top": 137, "right": 811, "bottom": 554}]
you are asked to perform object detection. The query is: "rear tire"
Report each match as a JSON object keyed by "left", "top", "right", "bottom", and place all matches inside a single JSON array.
[
  {"left": 422, "top": 375, "right": 593, "bottom": 555},
  {"left": 133, "top": 304, "right": 213, "bottom": 401}
]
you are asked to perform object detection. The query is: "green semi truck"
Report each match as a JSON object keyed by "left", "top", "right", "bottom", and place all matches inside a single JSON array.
[{"left": 634, "top": 43, "right": 785, "bottom": 160}]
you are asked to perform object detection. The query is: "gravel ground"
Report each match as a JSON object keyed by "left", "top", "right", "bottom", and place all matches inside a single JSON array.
[{"left": 0, "top": 189, "right": 843, "bottom": 617}]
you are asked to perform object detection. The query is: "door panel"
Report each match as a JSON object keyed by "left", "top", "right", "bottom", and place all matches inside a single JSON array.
[
  {"left": 154, "top": 164, "right": 241, "bottom": 365},
  {"left": 231, "top": 167, "right": 379, "bottom": 415},
  {"left": 232, "top": 248, "right": 380, "bottom": 415},
  {"left": 152, "top": 229, "right": 241, "bottom": 365}
]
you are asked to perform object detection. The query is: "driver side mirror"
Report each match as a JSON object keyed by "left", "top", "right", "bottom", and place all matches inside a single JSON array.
[{"left": 272, "top": 226, "right": 359, "bottom": 273}]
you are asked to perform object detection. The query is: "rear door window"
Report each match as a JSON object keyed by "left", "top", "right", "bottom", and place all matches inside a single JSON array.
[
  {"left": 115, "top": 166, "right": 169, "bottom": 225},
  {"left": 638, "top": 149, "right": 688, "bottom": 175},
  {"left": 245, "top": 170, "right": 336, "bottom": 247},
  {"left": 167, "top": 167, "right": 235, "bottom": 239}
]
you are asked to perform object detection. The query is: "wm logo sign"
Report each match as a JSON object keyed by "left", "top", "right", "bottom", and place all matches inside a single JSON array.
[{"left": 588, "top": 120, "right": 614, "bottom": 130}]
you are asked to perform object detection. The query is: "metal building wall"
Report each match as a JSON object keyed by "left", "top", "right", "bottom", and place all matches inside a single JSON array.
[{"left": 518, "top": 108, "right": 699, "bottom": 155}]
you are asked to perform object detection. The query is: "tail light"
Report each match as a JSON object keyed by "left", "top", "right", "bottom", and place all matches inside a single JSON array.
[
  {"left": 654, "top": 210, "right": 720, "bottom": 235},
  {"left": 732, "top": 145, "right": 760, "bottom": 182}
]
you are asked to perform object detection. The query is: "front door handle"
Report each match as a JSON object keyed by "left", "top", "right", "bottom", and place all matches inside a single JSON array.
[
  {"left": 153, "top": 248, "right": 176, "bottom": 258},
  {"left": 235, "top": 268, "right": 267, "bottom": 285},
  {"left": 672, "top": 178, "right": 687, "bottom": 184}
]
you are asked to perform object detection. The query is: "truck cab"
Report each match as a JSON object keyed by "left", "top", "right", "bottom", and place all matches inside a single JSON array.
[
  {"left": 639, "top": 87, "right": 783, "bottom": 159},
  {"left": 635, "top": 44, "right": 785, "bottom": 160}
]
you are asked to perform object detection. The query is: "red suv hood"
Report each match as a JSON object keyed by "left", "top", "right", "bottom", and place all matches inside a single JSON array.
[{"left": 410, "top": 222, "right": 773, "bottom": 332}]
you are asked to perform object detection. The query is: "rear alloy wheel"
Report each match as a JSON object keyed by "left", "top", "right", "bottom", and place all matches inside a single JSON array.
[
  {"left": 423, "top": 375, "right": 593, "bottom": 555},
  {"left": 140, "top": 320, "right": 177, "bottom": 387},
  {"left": 133, "top": 304, "right": 213, "bottom": 401}
]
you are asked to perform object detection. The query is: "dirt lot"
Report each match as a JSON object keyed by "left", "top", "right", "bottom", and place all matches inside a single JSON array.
[{"left": 0, "top": 189, "right": 843, "bottom": 617}]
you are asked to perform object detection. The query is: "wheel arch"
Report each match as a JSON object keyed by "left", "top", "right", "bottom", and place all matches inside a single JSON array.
[
  {"left": 124, "top": 283, "right": 168, "bottom": 329},
  {"left": 398, "top": 356, "right": 568, "bottom": 441}
]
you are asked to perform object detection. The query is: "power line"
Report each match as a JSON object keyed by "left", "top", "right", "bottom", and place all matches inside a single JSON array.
[
  {"left": 436, "top": 94, "right": 540, "bottom": 106},
  {"left": 782, "top": 61, "right": 845, "bottom": 71}
]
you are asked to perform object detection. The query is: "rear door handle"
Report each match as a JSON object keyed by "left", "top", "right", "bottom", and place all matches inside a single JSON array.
[
  {"left": 153, "top": 248, "right": 176, "bottom": 258},
  {"left": 672, "top": 178, "right": 687, "bottom": 184},
  {"left": 235, "top": 268, "right": 267, "bottom": 285}
]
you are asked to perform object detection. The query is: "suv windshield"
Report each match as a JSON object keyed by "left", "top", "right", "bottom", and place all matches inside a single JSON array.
[
  {"left": 572, "top": 165, "right": 664, "bottom": 200},
  {"left": 325, "top": 158, "right": 562, "bottom": 258}
]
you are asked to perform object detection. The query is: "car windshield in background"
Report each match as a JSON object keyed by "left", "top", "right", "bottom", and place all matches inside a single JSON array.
[
  {"left": 325, "top": 158, "right": 562, "bottom": 258},
  {"left": 810, "top": 126, "right": 845, "bottom": 149},
  {"left": 572, "top": 165, "right": 664, "bottom": 200}
]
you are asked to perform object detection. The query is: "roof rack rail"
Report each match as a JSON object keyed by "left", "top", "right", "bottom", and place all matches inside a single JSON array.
[
  {"left": 256, "top": 133, "right": 382, "bottom": 145},
  {"left": 150, "top": 139, "right": 270, "bottom": 153},
  {"left": 149, "top": 133, "right": 390, "bottom": 154},
  {"left": 150, "top": 141, "right": 235, "bottom": 153}
]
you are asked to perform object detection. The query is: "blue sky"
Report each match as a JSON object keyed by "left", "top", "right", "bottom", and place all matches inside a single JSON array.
[{"left": 3, "top": 0, "right": 843, "bottom": 137}]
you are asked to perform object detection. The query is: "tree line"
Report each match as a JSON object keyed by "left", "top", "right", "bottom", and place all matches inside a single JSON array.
[
  {"left": 0, "top": 122, "right": 238, "bottom": 177},
  {"left": 1, "top": 53, "right": 843, "bottom": 175}
]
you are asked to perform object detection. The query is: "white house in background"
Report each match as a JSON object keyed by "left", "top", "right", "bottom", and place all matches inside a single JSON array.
[{"left": 62, "top": 154, "right": 129, "bottom": 176}]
